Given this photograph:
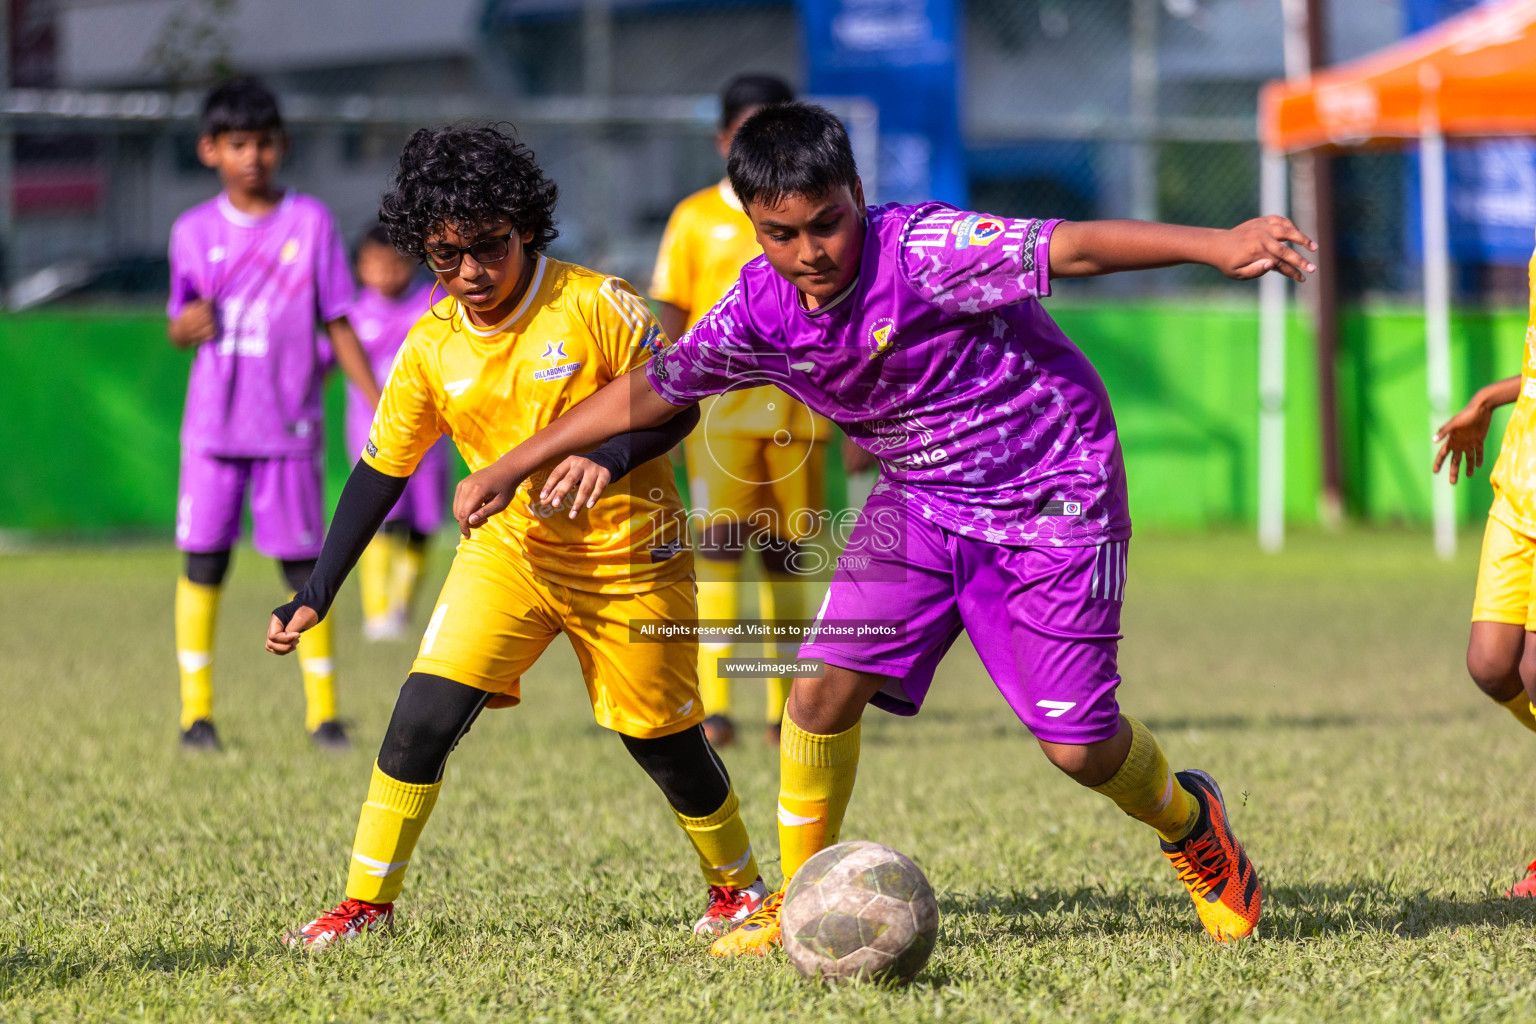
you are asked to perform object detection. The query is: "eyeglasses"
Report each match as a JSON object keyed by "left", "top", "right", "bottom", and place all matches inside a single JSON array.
[{"left": 423, "top": 232, "right": 514, "bottom": 273}]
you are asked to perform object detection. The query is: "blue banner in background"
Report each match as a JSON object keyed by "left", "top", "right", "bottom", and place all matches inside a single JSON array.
[
  {"left": 798, "top": 0, "right": 967, "bottom": 207},
  {"left": 1407, "top": 0, "right": 1536, "bottom": 266}
]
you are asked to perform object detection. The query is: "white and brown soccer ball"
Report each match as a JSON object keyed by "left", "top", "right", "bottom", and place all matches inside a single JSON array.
[{"left": 781, "top": 841, "right": 939, "bottom": 985}]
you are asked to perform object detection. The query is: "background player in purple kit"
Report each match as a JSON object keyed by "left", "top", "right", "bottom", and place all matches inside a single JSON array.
[
  {"left": 452, "top": 103, "right": 1317, "bottom": 950},
  {"left": 345, "top": 224, "right": 446, "bottom": 642},
  {"left": 167, "top": 77, "right": 380, "bottom": 752}
]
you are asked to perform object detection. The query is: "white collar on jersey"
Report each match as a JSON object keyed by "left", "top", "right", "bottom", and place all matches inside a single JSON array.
[
  {"left": 799, "top": 274, "right": 861, "bottom": 317},
  {"left": 717, "top": 178, "right": 744, "bottom": 213},
  {"left": 457, "top": 253, "right": 547, "bottom": 337},
  {"left": 216, "top": 190, "right": 294, "bottom": 228}
]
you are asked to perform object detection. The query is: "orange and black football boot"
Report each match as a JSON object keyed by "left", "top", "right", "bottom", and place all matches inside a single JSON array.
[
  {"left": 709, "top": 887, "right": 784, "bottom": 957},
  {"left": 1161, "top": 769, "right": 1261, "bottom": 942},
  {"left": 1506, "top": 860, "right": 1536, "bottom": 898}
]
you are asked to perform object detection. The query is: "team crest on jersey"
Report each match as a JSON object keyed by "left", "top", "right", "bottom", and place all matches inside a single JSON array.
[
  {"left": 953, "top": 214, "right": 1004, "bottom": 249},
  {"left": 280, "top": 239, "right": 300, "bottom": 264},
  {"left": 639, "top": 323, "right": 666, "bottom": 357},
  {"left": 534, "top": 340, "right": 581, "bottom": 382},
  {"left": 867, "top": 318, "right": 896, "bottom": 360}
]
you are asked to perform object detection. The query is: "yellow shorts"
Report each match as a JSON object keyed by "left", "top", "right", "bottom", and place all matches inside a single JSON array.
[
  {"left": 412, "top": 543, "right": 705, "bottom": 739},
  {"left": 685, "top": 436, "right": 827, "bottom": 542},
  {"left": 1472, "top": 515, "right": 1536, "bottom": 628}
]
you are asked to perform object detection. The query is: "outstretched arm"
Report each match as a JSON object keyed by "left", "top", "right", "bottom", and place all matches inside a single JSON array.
[
  {"left": 1049, "top": 216, "right": 1317, "bottom": 282},
  {"left": 453, "top": 367, "right": 685, "bottom": 535},
  {"left": 1434, "top": 375, "right": 1521, "bottom": 485}
]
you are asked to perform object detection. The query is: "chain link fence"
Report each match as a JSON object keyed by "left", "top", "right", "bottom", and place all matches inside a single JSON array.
[{"left": 1, "top": 0, "right": 1459, "bottom": 307}]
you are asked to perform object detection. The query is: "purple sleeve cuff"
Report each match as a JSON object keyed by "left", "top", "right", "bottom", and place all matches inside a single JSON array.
[
  {"left": 644, "top": 359, "right": 698, "bottom": 407},
  {"left": 1028, "top": 218, "right": 1063, "bottom": 299}
]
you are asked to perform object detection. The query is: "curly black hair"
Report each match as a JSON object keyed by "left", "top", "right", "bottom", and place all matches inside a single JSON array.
[{"left": 379, "top": 124, "right": 559, "bottom": 258}]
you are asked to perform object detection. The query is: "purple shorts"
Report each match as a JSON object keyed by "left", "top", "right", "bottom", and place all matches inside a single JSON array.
[
  {"left": 386, "top": 443, "right": 449, "bottom": 535},
  {"left": 176, "top": 450, "right": 324, "bottom": 560},
  {"left": 800, "top": 484, "right": 1127, "bottom": 745}
]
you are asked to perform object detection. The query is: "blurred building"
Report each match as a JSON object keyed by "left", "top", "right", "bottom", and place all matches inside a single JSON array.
[{"left": 10, "top": 0, "right": 1408, "bottom": 299}]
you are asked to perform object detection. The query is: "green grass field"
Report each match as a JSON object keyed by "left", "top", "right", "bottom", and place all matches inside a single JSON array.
[{"left": 5, "top": 529, "right": 1536, "bottom": 1022}]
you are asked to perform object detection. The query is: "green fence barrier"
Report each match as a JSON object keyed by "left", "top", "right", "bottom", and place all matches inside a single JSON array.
[{"left": 0, "top": 304, "right": 1525, "bottom": 537}]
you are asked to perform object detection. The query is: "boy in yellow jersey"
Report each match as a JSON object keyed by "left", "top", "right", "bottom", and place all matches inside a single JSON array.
[
  {"left": 1434, "top": 242, "right": 1536, "bottom": 895},
  {"left": 265, "top": 125, "right": 767, "bottom": 946},
  {"left": 651, "top": 75, "right": 832, "bottom": 747}
]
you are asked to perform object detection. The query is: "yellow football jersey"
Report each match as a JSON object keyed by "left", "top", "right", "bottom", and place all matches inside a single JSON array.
[
  {"left": 651, "top": 180, "right": 828, "bottom": 441},
  {"left": 1490, "top": 246, "right": 1536, "bottom": 537},
  {"left": 364, "top": 254, "right": 691, "bottom": 595}
]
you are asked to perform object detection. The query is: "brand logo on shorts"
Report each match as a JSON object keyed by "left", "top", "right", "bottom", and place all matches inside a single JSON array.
[
  {"left": 868, "top": 318, "right": 896, "bottom": 360},
  {"left": 1036, "top": 700, "right": 1077, "bottom": 718},
  {"left": 1042, "top": 500, "right": 1082, "bottom": 517},
  {"left": 649, "top": 540, "right": 683, "bottom": 563}
]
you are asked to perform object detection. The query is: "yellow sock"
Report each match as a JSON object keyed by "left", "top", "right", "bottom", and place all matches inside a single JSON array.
[
  {"left": 345, "top": 763, "right": 442, "bottom": 904},
  {"left": 358, "top": 534, "right": 394, "bottom": 622},
  {"left": 760, "top": 572, "right": 806, "bottom": 726},
  {"left": 1092, "top": 716, "right": 1201, "bottom": 843},
  {"left": 175, "top": 577, "right": 221, "bottom": 729},
  {"left": 298, "top": 611, "right": 338, "bottom": 732},
  {"left": 696, "top": 557, "right": 741, "bottom": 716},
  {"left": 1499, "top": 691, "right": 1536, "bottom": 734},
  {"left": 388, "top": 539, "right": 427, "bottom": 619},
  {"left": 674, "top": 787, "right": 760, "bottom": 888},
  {"left": 778, "top": 714, "right": 861, "bottom": 881}
]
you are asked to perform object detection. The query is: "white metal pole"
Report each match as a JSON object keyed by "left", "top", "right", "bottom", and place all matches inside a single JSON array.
[
  {"left": 1259, "top": 148, "right": 1289, "bottom": 553},
  {"left": 1130, "top": 0, "right": 1159, "bottom": 222},
  {"left": 1420, "top": 79, "right": 1456, "bottom": 560}
]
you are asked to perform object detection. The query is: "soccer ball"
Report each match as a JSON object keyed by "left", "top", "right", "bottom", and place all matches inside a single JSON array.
[{"left": 781, "top": 841, "right": 939, "bottom": 985}]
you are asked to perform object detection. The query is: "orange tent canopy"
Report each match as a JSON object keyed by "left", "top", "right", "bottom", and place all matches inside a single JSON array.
[{"left": 1261, "top": 0, "right": 1536, "bottom": 153}]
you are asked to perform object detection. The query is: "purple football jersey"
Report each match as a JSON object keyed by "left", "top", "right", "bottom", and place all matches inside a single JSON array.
[
  {"left": 345, "top": 281, "right": 433, "bottom": 455},
  {"left": 168, "top": 192, "right": 355, "bottom": 457},
  {"left": 646, "top": 202, "right": 1130, "bottom": 547}
]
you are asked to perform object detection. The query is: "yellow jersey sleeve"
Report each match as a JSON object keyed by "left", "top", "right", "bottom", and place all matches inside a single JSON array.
[
  {"left": 591, "top": 276, "right": 669, "bottom": 377},
  {"left": 650, "top": 201, "right": 694, "bottom": 312},
  {"left": 362, "top": 336, "right": 444, "bottom": 477}
]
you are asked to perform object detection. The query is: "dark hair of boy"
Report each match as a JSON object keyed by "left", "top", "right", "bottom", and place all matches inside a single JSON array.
[
  {"left": 726, "top": 102, "right": 859, "bottom": 211},
  {"left": 719, "top": 73, "right": 794, "bottom": 130},
  {"left": 378, "top": 123, "right": 560, "bottom": 259},
  {"left": 199, "top": 76, "right": 284, "bottom": 139}
]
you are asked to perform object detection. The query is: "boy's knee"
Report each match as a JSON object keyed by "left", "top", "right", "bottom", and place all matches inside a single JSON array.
[
  {"left": 1037, "top": 731, "right": 1129, "bottom": 788},
  {"left": 185, "top": 549, "right": 231, "bottom": 587},
  {"left": 1467, "top": 641, "right": 1523, "bottom": 699},
  {"left": 1039, "top": 742, "right": 1099, "bottom": 783},
  {"left": 377, "top": 673, "right": 489, "bottom": 784}
]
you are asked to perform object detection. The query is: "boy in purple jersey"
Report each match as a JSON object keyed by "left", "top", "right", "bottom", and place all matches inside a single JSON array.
[
  {"left": 167, "top": 78, "right": 380, "bottom": 752},
  {"left": 454, "top": 104, "right": 1317, "bottom": 950},
  {"left": 345, "top": 224, "right": 446, "bottom": 642}
]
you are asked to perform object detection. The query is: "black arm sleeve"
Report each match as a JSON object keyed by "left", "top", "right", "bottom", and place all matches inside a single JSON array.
[
  {"left": 578, "top": 402, "right": 700, "bottom": 480},
  {"left": 272, "top": 460, "right": 407, "bottom": 625}
]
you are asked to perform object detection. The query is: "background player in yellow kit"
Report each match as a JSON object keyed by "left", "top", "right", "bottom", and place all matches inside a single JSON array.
[
  {"left": 651, "top": 75, "right": 831, "bottom": 747},
  {"left": 265, "top": 124, "right": 768, "bottom": 946},
  {"left": 1434, "top": 242, "right": 1536, "bottom": 895}
]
